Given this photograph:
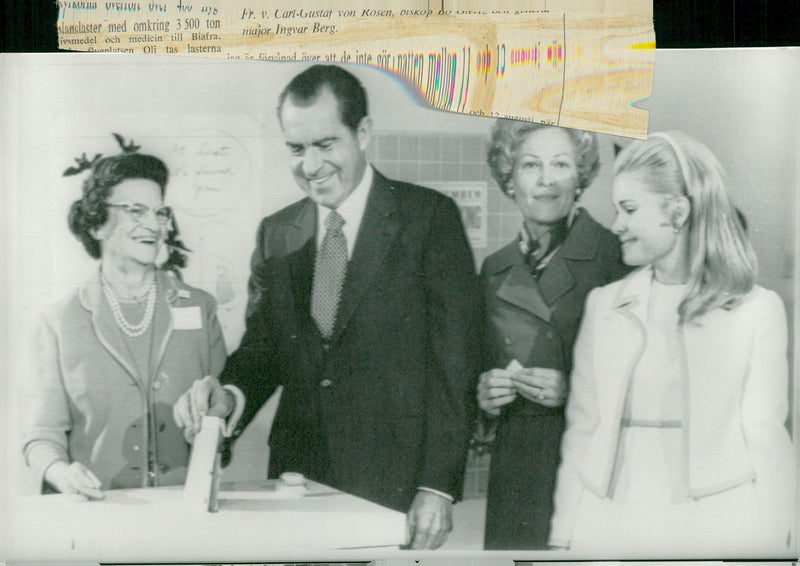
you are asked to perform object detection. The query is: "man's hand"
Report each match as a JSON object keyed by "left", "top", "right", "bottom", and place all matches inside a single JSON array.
[
  {"left": 173, "top": 375, "right": 234, "bottom": 442},
  {"left": 406, "top": 490, "right": 452, "bottom": 549}
]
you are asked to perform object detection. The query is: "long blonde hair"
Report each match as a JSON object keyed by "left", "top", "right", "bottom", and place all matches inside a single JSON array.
[{"left": 615, "top": 131, "right": 757, "bottom": 323}]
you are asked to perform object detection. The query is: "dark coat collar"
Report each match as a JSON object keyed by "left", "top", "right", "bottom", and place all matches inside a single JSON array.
[
  {"left": 485, "top": 208, "right": 603, "bottom": 275},
  {"left": 488, "top": 210, "right": 607, "bottom": 321}
]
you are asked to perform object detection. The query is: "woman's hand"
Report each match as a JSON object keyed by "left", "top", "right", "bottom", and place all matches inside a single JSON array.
[
  {"left": 477, "top": 369, "right": 518, "bottom": 417},
  {"left": 44, "top": 461, "right": 104, "bottom": 500},
  {"left": 511, "top": 367, "right": 567, "bottom": 408}
]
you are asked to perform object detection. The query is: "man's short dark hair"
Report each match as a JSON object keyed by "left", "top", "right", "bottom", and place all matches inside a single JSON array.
[{"left": 277, "top": 65, "right": 368, "bottom": 131}]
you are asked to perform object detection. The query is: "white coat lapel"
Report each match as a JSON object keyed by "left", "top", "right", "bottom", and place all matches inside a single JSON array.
[{"left": 596, "top": 267, "right": 654, "bottom": 407}]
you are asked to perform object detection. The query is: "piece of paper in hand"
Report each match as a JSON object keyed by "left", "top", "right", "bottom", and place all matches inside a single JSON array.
[
  {"left": 506, "top": 359, "right": 523, "bottom": 373},
  {"left": 183, "top": 415, "right": 223, "bottom": 512}
]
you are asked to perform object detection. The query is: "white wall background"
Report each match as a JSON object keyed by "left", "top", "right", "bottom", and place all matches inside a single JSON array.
[{"left": 3, "top": 49, "right": 797, "bottom": 491}]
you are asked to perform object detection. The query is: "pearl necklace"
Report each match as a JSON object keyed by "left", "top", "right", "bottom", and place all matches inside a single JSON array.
[{"left": 101, "top": 273, "right": 157, "bottom": 338}]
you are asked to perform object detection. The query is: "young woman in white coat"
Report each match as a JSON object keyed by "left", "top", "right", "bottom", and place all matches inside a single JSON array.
[{"left": 549, "top": 131, "right": 795, "bottom": 556}]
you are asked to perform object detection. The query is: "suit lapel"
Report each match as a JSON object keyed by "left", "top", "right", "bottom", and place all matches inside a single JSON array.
[
  {"left": 269, "top": 199, "right": 327, "bottom": 367},
  {"left": 537, "top": 257, "right": 574, "bottom": 308},
  {"left": 288, "top": 230, "right": 328, "bottom": 365},
  {"left": 285, "top": 199, "right": 317, "bottom": 315},
  {"left": 80, "top": 270, "right": 143, "bottom": 387},
  {"left": 282, "top": 198, "right": 318, "bottom": 336},
  {"left": 328, "top": 173, "right": 400, "bottom": 344},
  {"left": 488, "top": 241, "right": 552, "bottom": 321},
  {"left": 149, "top": 271, "right": 176, "bottom": 379},
  {"left": 284, "top": 199, "right": 317, "bottom": 255},
  {"left": 611, "top": 265, "right": 653, "bottom": 329},
  {"left": 592, "top": 267, "right": 652, "bottom": 407},
  {"left": 288, "top": 237, "right": 317, "bottom": 327},
  {"left": 538, "top": 210, "right": 600, "bottom": 306},
  {"left": 496, "top": 264, "right": 553, "bottom": 322}
]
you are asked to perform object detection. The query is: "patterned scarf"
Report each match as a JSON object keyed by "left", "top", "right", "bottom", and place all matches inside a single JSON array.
[{"left": 517, "top": 215, "right": 569, "bottom": 278}]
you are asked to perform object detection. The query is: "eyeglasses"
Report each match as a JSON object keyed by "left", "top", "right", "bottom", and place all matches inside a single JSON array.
[{"left": 106, "top": 202, "right": 173, "bottom": 225}]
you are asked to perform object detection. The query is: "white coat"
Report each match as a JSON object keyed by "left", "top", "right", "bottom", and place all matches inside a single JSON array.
[{"left": 550, "top": 266, "right": 796, "bottom": 550}]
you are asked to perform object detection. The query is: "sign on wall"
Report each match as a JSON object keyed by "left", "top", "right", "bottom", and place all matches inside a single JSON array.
[{"left": 427, "top": 181, "right": 488, "bottom": 249}]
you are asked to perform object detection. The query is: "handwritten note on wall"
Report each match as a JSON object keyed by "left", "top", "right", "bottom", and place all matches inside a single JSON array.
[{"left": 169, "top": 129, "right": 252, "bottom": 217}]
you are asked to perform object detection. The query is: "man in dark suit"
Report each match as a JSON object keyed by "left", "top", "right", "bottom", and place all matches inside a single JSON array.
[{"left": 174, "top": 65, "right": 480, "bottom": 549}]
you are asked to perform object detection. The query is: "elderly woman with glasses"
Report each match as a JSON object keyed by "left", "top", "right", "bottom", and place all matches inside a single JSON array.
[{"left": 22, "top": 136, "right": 227, "bottom": 499}]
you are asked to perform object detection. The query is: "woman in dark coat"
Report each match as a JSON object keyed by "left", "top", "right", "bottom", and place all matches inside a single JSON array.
[{"left": 479, "top": 121, "right": 629, "bottom": 549}]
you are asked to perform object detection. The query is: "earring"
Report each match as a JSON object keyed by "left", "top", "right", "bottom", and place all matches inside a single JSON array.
[
  {"left": 506, "top": 187, "right": 515, "bottom": 198},
  {"left": 670, "top": 209, "right": 683, "bottom": 233},
  {"left": 575, "top": 188, "right": 583, "bottom": 199}
]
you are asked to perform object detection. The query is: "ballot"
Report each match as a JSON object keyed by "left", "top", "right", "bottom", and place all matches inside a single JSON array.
[{"left": 183, "top": 415, "right": 223, "bottom": 512}]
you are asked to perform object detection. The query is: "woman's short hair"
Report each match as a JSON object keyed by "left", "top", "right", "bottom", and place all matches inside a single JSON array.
[
  {"left": 68, "top": 152, "right": 187, "bottom": 271},
  {"left": 614, "top": 131, "right": 756, "bottom": 323},
  {"left": 487, "top": 120, "right": 600, "bottom": 196}
]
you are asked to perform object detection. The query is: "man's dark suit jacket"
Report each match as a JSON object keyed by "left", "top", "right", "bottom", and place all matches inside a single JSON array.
[{"left": 220, "top": 170, "right": 481, "bottom": 512}]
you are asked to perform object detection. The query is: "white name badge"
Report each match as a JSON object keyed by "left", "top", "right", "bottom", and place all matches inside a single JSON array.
[{"left": 172, "top": 306, "right": 202, "bottom": 330}]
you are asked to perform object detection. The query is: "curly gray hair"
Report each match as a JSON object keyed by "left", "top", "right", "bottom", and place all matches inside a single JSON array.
[{"left": 487, "top": 120, "right": 600, "bottom": 196}]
